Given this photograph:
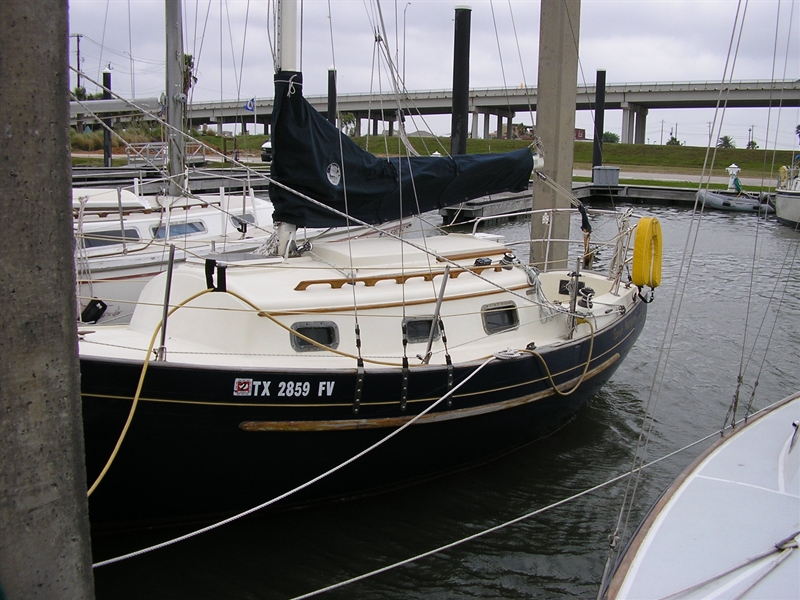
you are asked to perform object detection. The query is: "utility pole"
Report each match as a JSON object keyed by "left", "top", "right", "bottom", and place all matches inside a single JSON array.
[
  {"left": 70, "top": 33, "right": 83, "bottom": 92},
  {"left": 71, "top": 33, "right": 85, "bottom": 131}
]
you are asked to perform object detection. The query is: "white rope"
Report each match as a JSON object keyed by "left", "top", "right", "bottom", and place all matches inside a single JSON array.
[{"left": 92, "top": 355, "right": 497, "bottom": 568}]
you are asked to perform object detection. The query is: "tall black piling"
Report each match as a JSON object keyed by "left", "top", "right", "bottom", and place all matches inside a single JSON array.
[
  {"left": 102, "top": 68, "right": 112, "bottom": 167},
  {"left": 328, "top": 68, "right": 337, "bottom": 126},
  {"left": 450, "top": 6, "right": 471, "bottom": 156},
  {"left": 592, "top": 69, "right": 606, "bottom": 176}
]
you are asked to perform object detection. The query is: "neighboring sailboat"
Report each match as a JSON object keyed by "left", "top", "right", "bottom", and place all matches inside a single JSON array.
[
  {"left": 73, "top": 186, "right": 275, "bottom": 323},
  {"left": 604, "top": 392, "right": 800, "bottom": 599}
]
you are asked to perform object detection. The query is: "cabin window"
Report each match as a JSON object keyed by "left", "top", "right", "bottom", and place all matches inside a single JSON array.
[
  {"left": 81, "top": 228, "right": 141, "bottom": 248},
  {"left": 290, "top": 321, "right": 340, "bottom": 352},
  {"left": 403, "top": 317, "right": 440, "bottom": 344},
  {"left": 481, "top": 301, "right": 519, "bottom": 334},
  {"left": 151, "top": 221, "right": 207, "bottom": 240},
  {"left": 230, "top": 213, "right": 255, "bottom": 229}
]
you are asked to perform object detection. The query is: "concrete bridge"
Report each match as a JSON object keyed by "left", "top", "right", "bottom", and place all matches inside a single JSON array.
[{"left": 71, "top": 79, "right": 800, "bottom": 144}]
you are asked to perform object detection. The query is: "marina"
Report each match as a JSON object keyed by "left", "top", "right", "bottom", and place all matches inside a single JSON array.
[{"left": 2, "top": 0, "right": 799, "bottom": 597}]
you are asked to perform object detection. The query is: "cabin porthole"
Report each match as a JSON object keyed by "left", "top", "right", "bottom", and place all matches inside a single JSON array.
[
  {"left": 290, "top": 321, "right": 340, "bottom": 352},
  {"left": 481, "top": 301, "right": 519, "bottom": 335},
  {"left": 403, "top": 316, "right": 440, "bottom": 344}
]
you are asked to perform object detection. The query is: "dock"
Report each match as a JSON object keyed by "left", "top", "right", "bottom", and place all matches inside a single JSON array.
[
  {"left": 438, "top": 183, "right": 710, "bottom": 224},
  {"left": 71, "top": 165, "right": 773, "bottom": 218}
]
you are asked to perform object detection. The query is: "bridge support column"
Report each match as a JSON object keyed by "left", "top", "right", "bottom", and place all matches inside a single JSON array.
[
  {"left": 634, "top": 105, "right": 648, "bottom": 144},
  {"left": 621, "top": 103, "right": 634, "bottom": 144},
  {"left": 354, "top": 116, "right": 361, "bottom": 137},
  {"left": 507, "top": 114, "right": 513, "bottom": 139},
  {"left": 372, "top": 118, "right": 378, "bottom": 136},
  {"left": 621, "top": 102, "right": 647, "bottom": 144},
  {"left": 483, "top": 113, "right": 490, "bottom": 139},
  {"left": 471, "top": 110, "right": 479, "bottom": 139}
]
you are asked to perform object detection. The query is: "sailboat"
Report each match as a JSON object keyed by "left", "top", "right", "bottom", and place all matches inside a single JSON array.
[
  {"left": 73, "top": 185, "right": 275, "bottom": 323},
  {"left": 78, "top": 1, "right": 660, "bottom": 528},
  {"left": 604, "top": 392, "right": 800, "bottom": 599}
]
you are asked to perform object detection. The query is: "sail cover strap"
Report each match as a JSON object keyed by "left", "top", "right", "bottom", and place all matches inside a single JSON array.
[{"left": 269, "top": 71, "right": 534, "bottom": 228}]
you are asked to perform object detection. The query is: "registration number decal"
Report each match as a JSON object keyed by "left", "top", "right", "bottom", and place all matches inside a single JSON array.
[{"left": 233, "top": 378, "right": 335, "bottom": 398}]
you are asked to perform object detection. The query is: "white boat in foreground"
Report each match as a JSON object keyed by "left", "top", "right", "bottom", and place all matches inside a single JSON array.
[{"left": 605, "top": 391, "right": 800, "bottom": 599}]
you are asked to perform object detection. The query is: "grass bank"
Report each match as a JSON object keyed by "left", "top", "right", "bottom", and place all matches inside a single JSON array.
[{"left": 73, "top": 130, "right": 795, "bottom": 182}]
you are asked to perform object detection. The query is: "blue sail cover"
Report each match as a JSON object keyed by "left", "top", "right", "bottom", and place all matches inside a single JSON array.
[{"left": 269, "top": 71, "right": 534, "bottom": 228}]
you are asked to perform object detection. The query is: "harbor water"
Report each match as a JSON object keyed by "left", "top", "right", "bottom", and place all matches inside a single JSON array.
[{"left": 91, "top": 204, "right": 800, "bottom": 599}]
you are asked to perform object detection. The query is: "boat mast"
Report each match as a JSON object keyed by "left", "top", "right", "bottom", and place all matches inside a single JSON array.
[
  {"left": 530, "top": 0, "right": 580, "bottom": 271},
  {"left": 276, "top": 0, "right": 300, "bottom": 257},
  {"left": 276, "top": 0, "right": 298, "bottom": 73},
  {"left": 165, "top": 0, "right": 186, "bottom": 197}
]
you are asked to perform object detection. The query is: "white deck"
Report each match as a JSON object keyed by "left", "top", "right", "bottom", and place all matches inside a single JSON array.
[
  {"left": 609, "top": 392, "right": 800, "bottom": 599},
  {"left": 78, "top": 234, "right": 635, "bottom": 369}
]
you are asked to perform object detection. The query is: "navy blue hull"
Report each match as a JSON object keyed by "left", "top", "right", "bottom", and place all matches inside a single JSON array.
[{"left": 81, "top": 300, "right": 647, "bottom": 527}]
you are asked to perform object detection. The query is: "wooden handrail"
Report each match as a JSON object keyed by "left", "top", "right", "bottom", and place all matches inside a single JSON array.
[{"left": 294, "top": 264, "right": 504, "bottom": 291}]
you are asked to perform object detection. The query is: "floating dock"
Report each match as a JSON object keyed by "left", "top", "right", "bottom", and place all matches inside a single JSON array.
[{"left": 438, "top": 183, "right": 710, "bottom": 224}]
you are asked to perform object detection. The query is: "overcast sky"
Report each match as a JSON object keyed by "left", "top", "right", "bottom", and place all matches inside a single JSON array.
[{"left": 68, "top": 0, "right": 800, "bottom": 150}]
